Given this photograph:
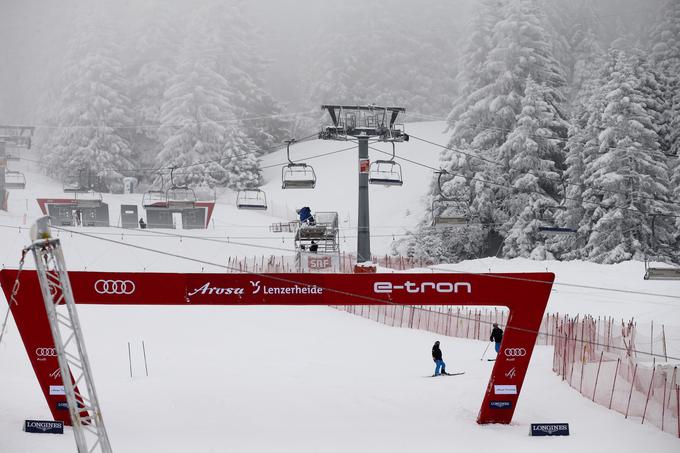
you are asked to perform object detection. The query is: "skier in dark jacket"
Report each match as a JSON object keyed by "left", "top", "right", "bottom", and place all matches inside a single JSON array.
[
  {"left": 297, "top": 206, "right": 315, "bottom": 225},
  {"left": 432, "top": 341, "right": 448, "bottom": 376},
  {"left": 490, "top": 323, "right": 504, "bottom": 353}
]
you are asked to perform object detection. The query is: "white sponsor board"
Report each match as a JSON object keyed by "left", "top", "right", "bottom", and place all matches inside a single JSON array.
[
  {"left": 49, "top": 385, "right": 65, "bottom": 395},
  {"left": 494, "top": 385, "right": 517, "bottom": 395}
]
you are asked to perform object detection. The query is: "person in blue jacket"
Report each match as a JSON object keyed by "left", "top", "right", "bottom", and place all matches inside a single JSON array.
[{"left": 297, "top": 206, "right": 315, "bottom": 225}]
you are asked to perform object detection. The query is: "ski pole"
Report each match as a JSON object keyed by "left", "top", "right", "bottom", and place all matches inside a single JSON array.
[{"left": 480, "top": 342, "right": 491, "bottom": 361}]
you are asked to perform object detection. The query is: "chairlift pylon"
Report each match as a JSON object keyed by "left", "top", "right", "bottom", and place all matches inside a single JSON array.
[
  {"left": 281, "top": 139, "right": 316, "bottom": 189},
  {"left": 236, "top": 188, "right": 267, "bottom": 210},
  {"left": 369, "top": 142, "right": 403, "bottom": 186},
  {"left": 644, "top": 214, "right": 680, "bottom": 280},
  {"left": 431, "top": 170, "right": 469, "bottom": 227}
]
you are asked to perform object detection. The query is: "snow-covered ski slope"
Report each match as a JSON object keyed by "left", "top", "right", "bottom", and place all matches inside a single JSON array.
[{"left": 1, "top": 121, "right": 679, "bottom": 452}]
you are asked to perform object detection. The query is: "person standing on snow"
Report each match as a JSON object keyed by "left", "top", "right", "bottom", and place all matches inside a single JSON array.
[
  {"left": 490, "top": 323, "right": 504, "bottom": 354},
  {"left": 432, "top": 341, "right": 448, "bottom": 376}
]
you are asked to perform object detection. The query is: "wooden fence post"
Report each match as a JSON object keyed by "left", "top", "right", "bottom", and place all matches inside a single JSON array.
[
  {"left": 662, "top": 375, "right": 667, "bottom": 431},
  {"left": 662, "top": 324, "right": 667, "bottom": 362},
  {"left": 609, "top": 358, "right": 621, "bottom": 410},
  {"left": 642, "top": 358, "right": 656, "bottom": 424},
  {"left": 625, "top": 363, "right": 638, "bottom": 419},
  {"left": 579, "top": 345, "right": 586, "bottom": 394},
  {"left": 592, "top": 350, "right": 604, "bottom": 402}
]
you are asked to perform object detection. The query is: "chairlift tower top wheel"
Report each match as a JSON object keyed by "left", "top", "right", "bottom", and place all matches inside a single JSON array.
[{"left": 320, "top": 105, "right": 408, "bottom": 142}]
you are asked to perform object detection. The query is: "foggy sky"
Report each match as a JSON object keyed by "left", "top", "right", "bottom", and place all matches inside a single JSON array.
[{"left": 0, "top": 0, "right": 662, "bottom": 125}]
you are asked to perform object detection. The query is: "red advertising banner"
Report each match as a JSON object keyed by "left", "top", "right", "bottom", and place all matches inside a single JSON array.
[
  {"left": 359, "top": 158, "right": 370, "bottom": 173},
  {"left": 0, "top": 269, "right": 554, "bottom": 425}
]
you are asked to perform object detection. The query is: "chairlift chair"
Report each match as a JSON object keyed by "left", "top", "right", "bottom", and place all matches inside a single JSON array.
[
  {"left": 73, "top": 190, "right": 103, "bottom": 208},
  {"left": 644, "top": 262, "right": 680, "bottom": 280},
  {"left": 369, "top": 142, "right": 403, "bottom": 186},
  {"left": 537, "top": 206, "right": 576, "bottom": 235},
  {"left": 142, "top": 190, "right": 167, "bottom": 208},
  {"left": 237, "top": 189, "right": 267, "bottom": 210},
  {"left": 536, "top": 182, "right": 576, "bottom": 235},
  {"left": 281, "top": 139, "right": 316, "bottom": 189},
  {"left": 431, "top": 199, "right": 469, "bottom": 226},
  {"left": 63, "top": 182, "right": 87, "bottom": 193},
  {"left": 166, "top": 166, "right": 196, "bottom": 209},
  {"left": 4, "top": 170, "right": 26, "bottom": 189},
  {"left": 63, "top": 168, "right": 92, "bottom": 193},
  {"left": 537, "top": 226, "right": 577, "bottom": 235},
  {"left": 643, "top": 214, "right": 680, "bottom": 280},
  {"left": 142, "top": 174, "right": 167, "bottom": 207},
  {"left": 431, "top": 171, "right": 469, "bottom": 227},
  {"left": 166, "top": 187, "right": 196, "bottom": 209}
]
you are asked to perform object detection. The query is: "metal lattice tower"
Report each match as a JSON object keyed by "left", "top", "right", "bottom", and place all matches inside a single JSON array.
[{"left": 29, "top": 227, "right": 112, "bottom": 453}]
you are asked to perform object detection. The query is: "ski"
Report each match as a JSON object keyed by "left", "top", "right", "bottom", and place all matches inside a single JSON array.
[
  {"left": 487, "top": 359, "right": 496, "bottom": 361},
  {"left": 425, "top": 372, "right": 465, "bottom": 377}
]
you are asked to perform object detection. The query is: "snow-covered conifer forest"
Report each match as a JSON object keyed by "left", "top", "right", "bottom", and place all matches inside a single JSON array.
[{"left": 1, "top": 0, "right": 678, "bottom": 265}]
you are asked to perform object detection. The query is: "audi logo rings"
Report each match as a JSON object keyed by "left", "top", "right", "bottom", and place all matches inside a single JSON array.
[
  {"left": 94, "top": 280, "right": 136, "bottom": 295},
  {"left": 504, "top": 348, "right": 527, "bottom": 357},
  {"left": 36, "top": 348, "right": 57, "bottom": 357}
]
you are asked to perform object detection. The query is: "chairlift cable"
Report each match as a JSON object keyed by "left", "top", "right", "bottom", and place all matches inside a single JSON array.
[
  {"left": 35, "top": 225, "right": 680, "bottom": 361},
  {"left": 366, "top": 145, "right": 680, "bottom": 222},
  {"left": 20, "top": 110, "right": 318, "bottom": 131},
  {"left": 407, "top": 133, "right": 679, "bottom": 204}
]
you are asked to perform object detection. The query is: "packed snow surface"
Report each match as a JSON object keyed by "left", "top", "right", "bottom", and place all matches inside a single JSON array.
[{"left": 1, "top": 122, "right": 678, "bottom": 451}]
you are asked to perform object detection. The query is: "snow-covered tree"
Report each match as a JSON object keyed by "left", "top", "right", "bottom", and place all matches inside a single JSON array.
[
  {"left": 648, "top": 0, "right": 680, "bottom": 248},
  {"left": 581, "top": 51, "right": 672, "bottom": 263},
  {"left": 41, "top": 15, "right": 134, "bottom": 191},
  {"left": 501, "top": 77, "right": 562, "bottom": 258},
  {"left": 196, "top": 0, "right": 289, "bottom": 152},
  {"left": 418, "top": 0, "right": 568, "bottom": 261},
  {"left": 157, "top": 59, "right": 258, "bottom": 189},
  {"left": 127, "top": 6, "right": 181, "bottom": 166},
  {"left": 156, "top": 19, "right": 259, "bottom": 190}
]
